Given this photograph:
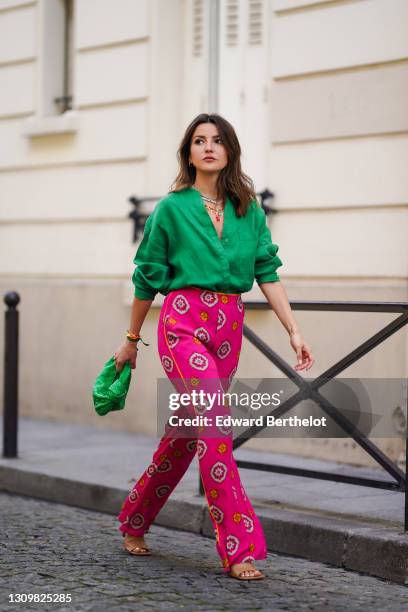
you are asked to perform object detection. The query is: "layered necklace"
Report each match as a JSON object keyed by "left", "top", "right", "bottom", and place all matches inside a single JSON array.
[{"left": 196, "top": 190, "right": 225, "bottom": 222}]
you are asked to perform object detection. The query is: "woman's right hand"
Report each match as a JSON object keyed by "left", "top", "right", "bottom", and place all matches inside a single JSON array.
[{"left": 114, "top": 341, "right": 138, "bottom": 372}]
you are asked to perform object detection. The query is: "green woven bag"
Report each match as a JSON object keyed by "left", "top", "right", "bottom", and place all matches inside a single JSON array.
[{"left": 92, "top": 356, "right": 132, "bottom": 416}]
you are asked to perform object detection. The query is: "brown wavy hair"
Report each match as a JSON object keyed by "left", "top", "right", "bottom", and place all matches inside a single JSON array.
[{"left": 169, "top": 113, "right": 257, "bottom": 217}]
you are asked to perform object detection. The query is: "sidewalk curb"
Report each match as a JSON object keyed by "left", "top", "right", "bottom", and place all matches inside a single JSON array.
[{"left": 1, "top": 464, "right": 407, "bottom": 585}]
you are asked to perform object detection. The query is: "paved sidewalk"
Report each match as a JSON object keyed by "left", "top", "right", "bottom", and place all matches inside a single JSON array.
[
  {"left": 2, "top": 493, "right": 408, "bottom": 612},
  {"left": 0, "top": 418, "right": 407, "bottom": 585}
]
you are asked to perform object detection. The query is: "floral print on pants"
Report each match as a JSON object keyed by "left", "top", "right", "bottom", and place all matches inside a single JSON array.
[{"left": 117, "top": 286, "right": 268, "bottom": 572}]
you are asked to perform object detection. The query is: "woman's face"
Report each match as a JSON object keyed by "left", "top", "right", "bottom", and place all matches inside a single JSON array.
[{"left": 189, "top": 123, "right": 228, "bottom": 175}]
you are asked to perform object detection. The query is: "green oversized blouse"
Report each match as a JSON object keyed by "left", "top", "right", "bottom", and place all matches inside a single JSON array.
[{"left": 132, "top": 187, "right": 283, "bottom": 300}]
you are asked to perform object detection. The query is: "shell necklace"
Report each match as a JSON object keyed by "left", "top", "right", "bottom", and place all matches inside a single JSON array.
[{"left": 200, "top": 192, "right": 225, "bottom": 222}]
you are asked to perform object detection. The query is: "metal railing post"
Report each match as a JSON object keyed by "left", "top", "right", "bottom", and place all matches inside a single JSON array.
[{"left": 3, "top": 291, "right": 20, "bottom": 458}]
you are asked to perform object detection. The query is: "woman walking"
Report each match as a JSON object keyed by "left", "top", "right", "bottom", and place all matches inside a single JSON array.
[{"left": 114, "top": 113, "right": 314, "bottom": 581}]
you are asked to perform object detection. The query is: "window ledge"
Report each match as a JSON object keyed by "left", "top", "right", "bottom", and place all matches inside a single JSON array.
[{"left": 21, "top": 111, "right": 79, "bottom": 137}]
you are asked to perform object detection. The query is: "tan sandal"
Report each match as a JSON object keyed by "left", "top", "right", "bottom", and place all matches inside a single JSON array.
[
  {"left": 123, "top": 535, "right": 152, "bottom": 556},
  {"left": 230, "top": 563, "right": 265, "bottom": 581}
]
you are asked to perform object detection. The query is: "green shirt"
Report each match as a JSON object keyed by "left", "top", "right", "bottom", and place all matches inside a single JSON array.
[{"left": 132, "top": 187, "right": 283, "bottom": 300}]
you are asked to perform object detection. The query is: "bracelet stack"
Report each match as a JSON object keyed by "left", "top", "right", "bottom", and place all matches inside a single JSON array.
[{"left": 126, "top": 330, "right": 150, "bottom": 347}]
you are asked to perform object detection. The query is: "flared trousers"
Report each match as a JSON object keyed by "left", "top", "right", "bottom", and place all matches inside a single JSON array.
[{"left": 117, "top": 286, "right": 267, "bottom": 572}]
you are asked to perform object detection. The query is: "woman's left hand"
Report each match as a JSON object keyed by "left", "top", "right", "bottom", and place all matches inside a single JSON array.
[{"left": 289, "top": 331, "right": 314, "bottom": 371}]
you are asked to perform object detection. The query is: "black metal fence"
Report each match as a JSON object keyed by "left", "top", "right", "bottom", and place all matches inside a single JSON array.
[{"left": 214, "top": 299, "right": 408, "bottom": 531}]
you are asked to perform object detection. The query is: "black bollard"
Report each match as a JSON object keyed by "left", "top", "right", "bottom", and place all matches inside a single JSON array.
[{"left": 3, "top": 291, "right": 20, "bottom": 458}]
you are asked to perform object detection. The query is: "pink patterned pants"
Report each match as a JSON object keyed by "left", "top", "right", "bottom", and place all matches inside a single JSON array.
[{"left": 117, "top": 287, "right": 267, "bottom": 572}]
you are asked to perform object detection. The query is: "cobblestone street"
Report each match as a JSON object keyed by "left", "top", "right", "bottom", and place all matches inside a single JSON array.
[{"left": 0, "top": 493, "right": 407, "bottom": 611}]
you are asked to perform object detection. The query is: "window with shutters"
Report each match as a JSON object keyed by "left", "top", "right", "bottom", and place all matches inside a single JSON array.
[{"left": 22, "top": 0, "right": 78, "bottom": 136}]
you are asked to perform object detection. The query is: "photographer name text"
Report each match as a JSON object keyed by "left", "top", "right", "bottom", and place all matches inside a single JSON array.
[{"left": 167, "top": 415, "right": 327, "bottom": 428}]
